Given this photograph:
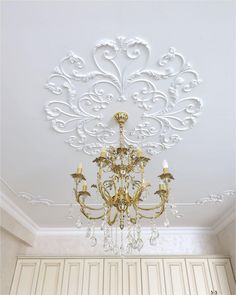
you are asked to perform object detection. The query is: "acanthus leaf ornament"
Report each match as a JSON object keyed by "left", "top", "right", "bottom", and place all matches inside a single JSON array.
[{"left": 45, "top": 37, "right": 203, "bottom": 155}]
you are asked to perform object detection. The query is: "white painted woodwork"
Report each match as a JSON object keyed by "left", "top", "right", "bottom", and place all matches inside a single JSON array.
[
  {"left": 10, "top": 259, "right": 40, "bottom": 295},
  {"left": 141, "top": 258, "right": 166, "bottom": 295},
  {"left": 208, "top": 258, "right": 236, "bottom": 295},
  {"left": 163, "top": 259, "right": 190, "bottom": 295},
  {"left": 61, "top": 259, "right": 84, "bottom": 295},
  {"left": 123, "top": 259, "right": 142, "bottom": 295},
  {"left": 35, "top": 259, "right": 64, "bottom": 295},
  {"left": 186, "top": 259, "right": 213, "bottom": 295},
  {"left": 103, "top": 259, "right": 122, "bottom": 295},
  {"left": 82, "top": 259, "right": 103, "bottom": 295}
]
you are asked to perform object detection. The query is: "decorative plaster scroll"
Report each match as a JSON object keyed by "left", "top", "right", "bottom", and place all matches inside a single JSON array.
[
  {"left": 195, "top": 190, "right": 235, "bottom": 204},
  {"left": 18, "top": 192, "right": 55, "bottom": 206},
  {"left": 45, "top": 36, "right": 203, "bottom": 155}
]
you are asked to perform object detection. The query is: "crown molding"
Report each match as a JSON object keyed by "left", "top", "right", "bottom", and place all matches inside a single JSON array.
[
  {"left": 1, "top": 185, "right": 235, "bottom": 238},
  {"left": 0, "top": 192, "right": 39, "bottom": 234},
  {"left": 212, "top": 206, "right": 236, "bottom": 234}
]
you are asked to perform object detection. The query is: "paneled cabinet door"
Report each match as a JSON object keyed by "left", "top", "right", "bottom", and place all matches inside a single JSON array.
[
  {"left": 208, "top": 258, "right": 236, "bottom": 295},
  {"left": 61, "top": 259, "right": 84, "bottom": 295},
  {"left": 163, "top": 259, "right": 190, "bottom": 295},
  {"left": 141, "top": 259, "right": 166, "bottom": 295},
  {"left": 35, "top": 259, "right": 64, "bottom": 295},
  {"left": 82, "top": 259, "right": 103, "bottom": 295},
  {"left": 186, "top": 259, "right": 213, "bottom": 295},
  {"left": 123, "top": 259, "right": 142, "bottom": 295},
  {"left": 10, "top": 259, "right": 40, "bottom": 295},
  {"left": 104, "top": 259, "right": 122, "bottom": 295}
]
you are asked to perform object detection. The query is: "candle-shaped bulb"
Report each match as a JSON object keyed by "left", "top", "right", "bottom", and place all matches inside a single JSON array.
[
  {"left": 100, "top": 147, "right": 106, "bottom": 157},
  {"left": 82, "top": 180, "right": 87, "bottom": 191},
  {"left": 77, "top": 163, "right": 83, "bottom": 174},
  {"left": 162, "top": 160, "right": 168, "bottom": 169}
]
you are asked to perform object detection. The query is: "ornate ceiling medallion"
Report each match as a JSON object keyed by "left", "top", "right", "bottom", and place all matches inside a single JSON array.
[{"left": 45, "top": 36, "right": 203, "bottom": 155}]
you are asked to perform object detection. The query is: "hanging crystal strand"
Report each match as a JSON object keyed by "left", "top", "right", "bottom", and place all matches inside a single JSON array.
[
  {"left": 164, "top": 205, "right": 170, "bottom": 227},
  {"left": 126, "top": 216, "right": 133, "bottom": 254},
  {"left": 136, "top": 213, "right": 143, "bottom": 252},
  {"left": 103, "top": 204, "right": 110, "bottom": 252},
  {"left": 149, "top": 219, "right": 159, "bottom": 246},
  {"left": 86, "top": 223, "right": 92, "bottom": 239},
  {"left": 75, "top": 215, "right": 82, "bottom": 228},
  {"left": 67, "top": 203, "right": 74, "bottom": 219},
  {"left": 113, "top": 223, "right": 119, "bottom": 255},
  {"left": 90, "top": 222, "right": 97, "bottom": 247},
  {"left": 120, "top": 227, "right": 125, "bottom": 256}
]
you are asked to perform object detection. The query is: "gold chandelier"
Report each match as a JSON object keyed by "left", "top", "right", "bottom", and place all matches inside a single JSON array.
[{"left": 71, "top": 112, "right": 174, "bottom": 252}]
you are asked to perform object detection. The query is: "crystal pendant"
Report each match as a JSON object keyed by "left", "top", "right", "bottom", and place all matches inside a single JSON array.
[
  {"left": 149, "top": 236, "right": 157, "bottom": 246},
  {"left": 136, "top": 238, "right": 144, "bottom": 251},
  {"left": 90, "top": 236, "right": 97, "bottom": 247},
  {"left": 75, "top": 218, "right": 82, "bottom": 228},
  {"left": 164, "top": 217, "right": 170, "bottom": 227},
  {"left": 86, "top": 227, "right": 92, "bottom": 238}
]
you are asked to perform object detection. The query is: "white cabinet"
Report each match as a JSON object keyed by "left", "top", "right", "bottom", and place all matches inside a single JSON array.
[
  {"left": 186, "top": 259, "right": 213, "bottom": 295},
  {"left": 82, "top": 259, "right": 103, "bottom": 295},
  {"left": 35, "top": 259, "right": 64, "bottom": 295},
  {"left": 10, "top": 259, "right": 40, "bottom": 295},
  {"left": 163, "top": 259, "right": 190, "bottom": 295},
  {"left": 208, "top": 258, "right": 236, "bottom": 295},
  {"left": 10, "top": 257, "right": 236, "bottom": 295},
  {"left": 123, "top": 259, "right": 142, "bottom": 295},
  {"left": 61, "top": 259, "right": 84, "bottom": 295},
  {"left": 141, "top": 258, "right": 166, "bottom": 295},
  {"left": 104, "top": 258, "right": 122, "bottom": 295}
]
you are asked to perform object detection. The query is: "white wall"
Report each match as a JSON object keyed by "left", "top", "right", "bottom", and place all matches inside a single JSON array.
[
  {"left": 0, "top": 228, "right": 29, "bottom": 295},
  {"left": 218, "top": 218, "right": 236, "bottom": 276}
]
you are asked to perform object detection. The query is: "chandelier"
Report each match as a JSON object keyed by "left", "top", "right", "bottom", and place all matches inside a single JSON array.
[{"left": 71, "top": 112, "right": 175, "bottom": 254}]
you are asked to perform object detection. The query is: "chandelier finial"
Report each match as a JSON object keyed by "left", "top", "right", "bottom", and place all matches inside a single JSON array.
[{"left": 113, "top": 112, "right": 128, "bottom": 126}]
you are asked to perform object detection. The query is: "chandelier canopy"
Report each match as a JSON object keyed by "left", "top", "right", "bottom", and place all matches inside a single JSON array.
[{"left": 71, "top": 112, "right": 175, "bottom": 253}]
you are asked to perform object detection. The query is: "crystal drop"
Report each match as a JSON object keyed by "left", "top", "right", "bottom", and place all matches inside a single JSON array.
[
  {"left": 86, "top": 227, "right": 92, "bottom": 238},
  {"left": 75, "top": 218, "right": 82, "bottom": 228},
  {"left": 150, "top": 236, "right": 157, "bottom": 246},
  {"left": 90, "top": 236, "right": 97, "bottom": 247},
  {"left": 136, "top": 238, "right": 144, "bottom": 251},
  {"left": 164, "top": 218, "right": 170, "bottom": 227}
]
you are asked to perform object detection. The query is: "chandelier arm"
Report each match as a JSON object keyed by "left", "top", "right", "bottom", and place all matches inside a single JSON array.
[
  {"left": 80, "top": 208, "right": 105, "bottom": 220},
  {"left": 76, "top": 192, "right": 104, "bottom": 211},
  {"left": 98, "top": 184, "right": 113, "bottom": 204},
  {"left": 137, "top": 205, "right": 165, "bottom": 219},
  {"left": 107, "top": 212, "right": 118, "bottom": 226},
  {"left": 134, "top": 195, "right": 167, "bottom": 211}
]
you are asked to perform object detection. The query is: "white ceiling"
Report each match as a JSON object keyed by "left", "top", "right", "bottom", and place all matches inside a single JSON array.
[{"left": 1, "top": 0, "right": 235, "bottom": 229}]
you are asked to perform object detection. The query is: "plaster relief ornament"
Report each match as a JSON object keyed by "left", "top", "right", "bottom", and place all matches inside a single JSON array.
[{"left": 45, "top": 36, "right": 203, "bottom": 156}]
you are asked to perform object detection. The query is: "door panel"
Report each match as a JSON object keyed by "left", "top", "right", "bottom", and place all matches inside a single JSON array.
[
  {"left": 82, "top": 259, "right": 103, "bottom": 295},
  {"left": 164, "top": 259, "right": 190, "bottom": 295},
  {"left": 123, "top": 259, "right": 142, "bottom": 295},
  {"left": 10, "top": 259, "right": 40, "bottom": 295},
  {"left": 141, "top": 258, "right": 166, "bottom": 295},
  {"left": 208, "top": 258, "right": 236, "bottom": 295},
  {"left": 186, "top": 259, "right": 213, "bottom": 295},
  {"left": 35, "top": 259, "right": 64, "bottom": 295},
  {"left": 104, "top": 259, "right": 122, "bottom": 295},
  {"left": 61, "top": 259, "right": 84, "bottom": 295}
]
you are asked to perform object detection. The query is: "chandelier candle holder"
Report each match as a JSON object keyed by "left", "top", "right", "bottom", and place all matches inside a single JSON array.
[{"left": 71, "top": 112, "right": 174, "bottom": 254}]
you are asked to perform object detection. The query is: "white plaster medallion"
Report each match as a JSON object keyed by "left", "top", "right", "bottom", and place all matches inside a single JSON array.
[{"left": 45, "top": 36, "right": 203, "bottom": 155}]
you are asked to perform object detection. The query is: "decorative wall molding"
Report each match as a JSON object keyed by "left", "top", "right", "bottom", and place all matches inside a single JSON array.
[{"left": 45, "top": 36, "right": 203, "bottom": 155}]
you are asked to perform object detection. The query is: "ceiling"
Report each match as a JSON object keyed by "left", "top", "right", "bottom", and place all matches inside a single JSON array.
[{"left": 1, "top": 0, "right": 235, "bottom": 229}]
